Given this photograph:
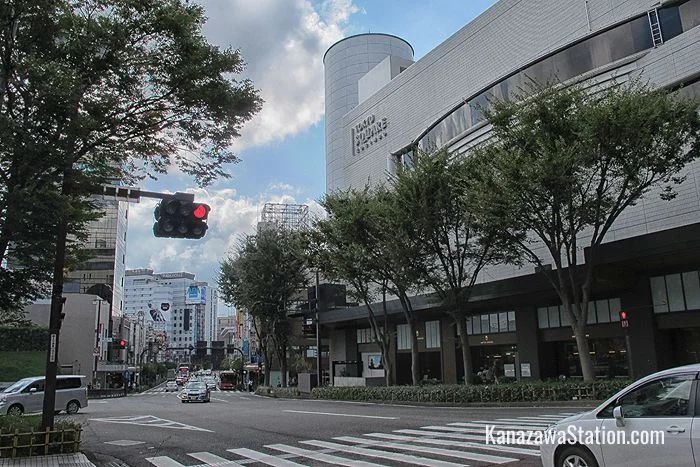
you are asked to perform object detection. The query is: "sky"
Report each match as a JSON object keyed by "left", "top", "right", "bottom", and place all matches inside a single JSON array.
[{"left": 124, "top": 0, "right": 498, "bottom": 315}]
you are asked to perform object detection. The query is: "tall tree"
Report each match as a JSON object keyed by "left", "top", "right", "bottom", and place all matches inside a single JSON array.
[
  {"left": 0, "top": 0, "right": 262, "bottom": 315},
  {"left": 471, "top": 82, "right": 700, "bottom": 381},
  {"left": 391, "top": 150, "right": 517, "bottom": 384},
  {"left": 219, "top": 226, "right": 309, "bottom": 387},
  {"left": 313, "top": 190, "right": 395, "bottom": 386},
  {"left": 315, "top": 186, "right": 424, "bottom": 384}
]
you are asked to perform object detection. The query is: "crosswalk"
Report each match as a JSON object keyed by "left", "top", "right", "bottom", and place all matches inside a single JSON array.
[
  {"left": 137, "top": 387, "right": 252, "bottom": 396},
  {"left": 144, "top": 412, "right": 581, "bottom": 466}
]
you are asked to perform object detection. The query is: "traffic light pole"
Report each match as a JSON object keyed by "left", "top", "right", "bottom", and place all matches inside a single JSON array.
[
  {"left": 40, "top": 184, "right": 201, "bottom": 430},
  {"left": 41, "top": 166, "right": 73, "bottom": 430}
]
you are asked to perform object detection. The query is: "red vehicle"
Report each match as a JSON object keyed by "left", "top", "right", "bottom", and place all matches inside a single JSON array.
[
  {"left": 176, "top": 365, "right": 190, "bottom": 385},
  {"left": 218, "top": 371, "right": 237, "bottom": 390}
]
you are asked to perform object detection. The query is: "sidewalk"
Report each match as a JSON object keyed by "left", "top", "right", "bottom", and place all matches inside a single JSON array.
[{"left": 0, "top": 453, "right": 95, "bottom": 466}]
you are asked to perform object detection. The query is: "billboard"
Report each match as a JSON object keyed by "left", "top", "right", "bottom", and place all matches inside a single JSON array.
[{"left": 185, "top": 285, "right": 207, "bottom": 305}]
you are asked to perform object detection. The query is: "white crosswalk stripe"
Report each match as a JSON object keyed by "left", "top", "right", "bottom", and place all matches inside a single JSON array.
[
  {"left": 228, "top": 448, "right": 306, "bottom": 466},
  {"left": 333, "top": 436, "right": 518, "bottom": 464},
  {"left": 364, "top": 432, "right": 540, "bottom": 456},
  {"left": 145, "top": 456, "right": 187, "bottom": 467},
  {"left": 300, "top": 439, "right": 466, "bottom": 467},
  {"left": 142, "top": 411, "right": 580, "bottom": 466},
  {"left": 267, "top": 443, "right": 387, "bottom": 466},
  {"left": 448, "top": 422, "right": 548, "bottom": 431},
  {"left": 189, "top": 451, "right": 242, "bottom": 465}
]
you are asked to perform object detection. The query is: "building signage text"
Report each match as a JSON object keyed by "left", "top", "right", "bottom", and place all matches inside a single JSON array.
[{"left": 353, "top": 115, "right": 388, "bottom": 155}]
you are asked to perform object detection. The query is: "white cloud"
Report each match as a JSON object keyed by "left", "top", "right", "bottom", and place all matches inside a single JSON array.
[
  {"left": 198, "top": 0, "right": 360, "bottom": 151},
  {"left": 125, "top": 188, "right": 323, "bottom": 288}
]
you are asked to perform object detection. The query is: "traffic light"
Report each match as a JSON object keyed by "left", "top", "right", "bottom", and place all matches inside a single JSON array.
[
  {"left": 153, "top": 197, "right": 210, "bottom": 239},
  {"left": 620, "top": 310, "right": 629, "bottom": 328},
  {"left": 119, "top": 339, "right": 127, "bottom": 349}
]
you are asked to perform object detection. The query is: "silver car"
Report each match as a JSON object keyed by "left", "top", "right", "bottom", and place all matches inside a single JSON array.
[
  {"left": 0, "top": 375, "right": 88, "bottom": 416},
  {"left": 540, "top": 363, "right": 700, "bottom": 467},
  {"left": 179, "top": 381, "right": 210, "bottom": 403}
]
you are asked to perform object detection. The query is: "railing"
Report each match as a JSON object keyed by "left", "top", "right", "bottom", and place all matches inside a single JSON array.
[{"left": 0, "top": 427, "right": 82, "bottom": 459}]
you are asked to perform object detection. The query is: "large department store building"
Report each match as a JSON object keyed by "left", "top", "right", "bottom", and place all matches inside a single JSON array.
[{"left": 321, "top": 0, "right": 700, "bottom": 384}]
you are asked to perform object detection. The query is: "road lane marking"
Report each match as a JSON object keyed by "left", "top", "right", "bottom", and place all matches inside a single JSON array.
[
  {"left": 283, "top": 410, "right": 397, "bottom": 420},
  {"left": 267, "top": 443, "right": 387, "bottom": 466},
  {"left": 145, "top": 456, "right": 186, "bottom": 466},
  {"left": 90, "top": 415, "right": 213, "bottom": 432},
  {"left": 211, "top": 397, "right": 228, "bottom": 402},
  {"left": 365, "top": 432, "right": 540, "bottom": 456},
  {"left": 334, "top": 436, "right": 517, "bottom": 464},
  {"left": 300, "top": 440, "right": 464, "bottom": 467},
  {"left": 189, "top": 451, "right": 242, "bottom": 465},
  {"left": 228, "top": 448, "right": 306, "bottom": 466}
]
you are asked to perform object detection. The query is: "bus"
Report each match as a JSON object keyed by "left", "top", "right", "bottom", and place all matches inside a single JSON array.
[
  {"left": 219, "top": 371, "right": 237, "bottom": 391},
  {"left": 176, "top": 364, "right": 190, "bottom": 385}
]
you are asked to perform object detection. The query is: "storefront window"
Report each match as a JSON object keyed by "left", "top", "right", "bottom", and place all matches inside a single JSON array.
[
  {"left": 467, "top": 311, "right": 516, "bottom": 335},
  {"left": 538, "top": 298, "right": 621, "bottom": 328},
  {"left": 541, "top": 337, "right": 628, "bottom": 378}
]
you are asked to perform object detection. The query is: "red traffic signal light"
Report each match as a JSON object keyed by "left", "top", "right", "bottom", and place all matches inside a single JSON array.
[
  {"left": 119, "top": 339, "right": 127, "bottom": 349},
  {"left": 620, "top": 311, "right": 628, "bottom": 320},
  {"left": 619, "top": 310, "right": 629, "bottom": 328},
  {"left": 153, "top": 197, "right": 210, "bottom": 239},
  {"left": 193, "top": 204, "right": 209, "bottom": 220}
]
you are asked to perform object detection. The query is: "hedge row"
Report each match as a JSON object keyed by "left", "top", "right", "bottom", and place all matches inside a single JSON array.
[
  {"left": 311, "top": 380, "right": 631, "bottom": 403},
  {"left": 0, "top": 327, "right": 48, "bottom": 351}
]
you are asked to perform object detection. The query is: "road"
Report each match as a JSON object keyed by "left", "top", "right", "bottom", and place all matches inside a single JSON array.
[{"left": 73, "top": 387, "right": 588, "bottom": 467}]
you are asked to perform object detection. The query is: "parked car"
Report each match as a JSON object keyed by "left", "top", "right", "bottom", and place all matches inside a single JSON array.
[
  {"left": 179, "top": 381, "right": 210, "bottom": 403},
  {"left": 165, "top": 380, "right": 178, "bottom": 392},
  {"left": 540, "top": 363, "right": 700, "bottom": 467},
  {"left": 0, "top": 375, "right": 88, "bottom": 416}
]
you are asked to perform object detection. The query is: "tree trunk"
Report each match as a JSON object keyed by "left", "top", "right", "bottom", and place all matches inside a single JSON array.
[
  {"left": 573, "top": 323, "right": 595, "bottom": 382},
  {"left": 408, "top": 320, "right": 420, "bottom": 385},
  {"left": 280, "top": 342, "right": 288, "bottom": 387},
  {"left": 455, "top": 317, "right": 474, "bottom": 384},
  {"left": 378, "top": 339, "right": 393, "bottom": 386}
]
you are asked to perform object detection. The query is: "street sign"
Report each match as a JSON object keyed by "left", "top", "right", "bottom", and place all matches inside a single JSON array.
[{"left": 49, "top": 334, "right": 57, "bottom": 363}]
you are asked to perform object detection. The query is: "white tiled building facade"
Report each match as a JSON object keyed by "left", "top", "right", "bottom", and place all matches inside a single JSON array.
[{"left": 322, "top": 0, "right": 700, "bottom": 383}]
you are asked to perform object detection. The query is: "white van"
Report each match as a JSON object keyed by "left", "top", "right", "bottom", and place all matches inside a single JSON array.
[{"left": 0, "top": 375, "right": 88, "bottom": 416}]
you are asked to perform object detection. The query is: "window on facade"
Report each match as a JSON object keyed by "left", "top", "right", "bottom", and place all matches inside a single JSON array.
[
  {"left": 425, "top": 320, "right": 440, "bottom": 349},
  {"left": 650, "top": 269, "right": 700, "bottom": 313},
  {"left": 357, "top": 328, "right": 375, "bottom": 344},
  {"left": 537, "top": 298, "right": 621, "bottom": 328},
  {"left": 467, "top": 311, "right": 516, "bottom": 335},
  {"left": 396, "top": 323, "right": 411, "bottom": 350}
]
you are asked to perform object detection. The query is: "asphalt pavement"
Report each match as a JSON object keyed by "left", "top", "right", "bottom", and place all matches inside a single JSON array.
[{"left": 72, "top": 388, "right": 588, "bottom": 467}]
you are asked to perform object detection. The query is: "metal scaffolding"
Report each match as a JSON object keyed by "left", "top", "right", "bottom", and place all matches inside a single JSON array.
[{"left": 258, "top": 203, "right": 309, "bottom": 232}]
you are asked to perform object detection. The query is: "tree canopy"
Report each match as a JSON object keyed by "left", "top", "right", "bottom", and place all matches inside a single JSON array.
[
  {"left": 471, "top": 81, "right": 700, "bottom": 380},
  {"left": 219, "top": 226, "right": 309, "bottom": 386},
  {"left": 0, "top": 0, "right": 262, "bottom": 319}
]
